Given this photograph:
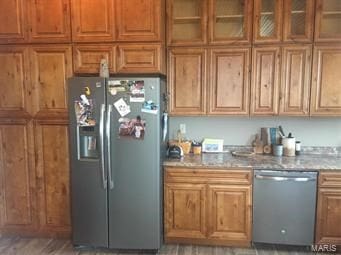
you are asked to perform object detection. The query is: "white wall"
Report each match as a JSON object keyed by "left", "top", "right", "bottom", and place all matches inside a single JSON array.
[{"left": 169, "top": 117, "right": 341, "bottom": 146}]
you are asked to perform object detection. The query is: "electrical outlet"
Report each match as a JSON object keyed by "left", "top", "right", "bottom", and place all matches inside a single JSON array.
[{"left": 180, "top": 124, "right": 186, "bottom": 134}]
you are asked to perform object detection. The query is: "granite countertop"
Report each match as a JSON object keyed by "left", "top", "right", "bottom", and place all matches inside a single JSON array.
[{"left": 163, "top": 153, "right": 341, "bottom": 171}]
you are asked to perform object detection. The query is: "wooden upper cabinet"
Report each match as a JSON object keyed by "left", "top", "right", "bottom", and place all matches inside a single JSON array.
[
  {"left": 209, "top": 0, "right": 252, "bottom": 44},
  {"left": 30, "top": 45, "right": 73, "bottom": 119},
  {"left": 117, "top": 44, "right": 162, "bottom": 74},
  {"left": 164, "top": 182, "right": 207, "bottom": 240},
  {"left": 28, "top": 0, "right": 71, "bottom": 42},
  {"left": 73, "top": 44, "right": 116, "bottom": 74},
  {"left": 168, "top": 48, "right": 207, "bottom": 115},
  {"left": 315, "top": 0, "right": 341, "bottom": 42},
  {"left": 283, "top": 0, "right": 315, "bottom": 42},
  {"left": 207, "top": 184, "right": 251, "bottom": 245},
  {"left": 71, "top": 0, "right": 114, "bottom": 42},
  {"left": 0, "top": 46, "right": 31, "bottom": 118},
  {"left": 115, "top": 0, "right": 161, "bottom": 41},
  {"left": 0, "top": 122, "right": 36, "bottom": 233},
  {"left": 0, "top": 0, "right": 27, "bottom": 43},
  {"left": 253, "top": 0, "right": 283, "bottom": 43},
  {"left": 311, "top": 45, "right": 341, "bottom": 116},
  {"left": 279, "top": 45, "right": 312, "bottom": 116},
  {"left": 35, "top": 121, "right": 71, "bottom": 236},
  {"left": 167, "top": 0, "right": 207, "bottom": 45},
  {"left": 251, "top": 46, "right": 280, "bottom": 115},
  {"left": 208, "top": 48, "right": 250, "bottom": 115}
]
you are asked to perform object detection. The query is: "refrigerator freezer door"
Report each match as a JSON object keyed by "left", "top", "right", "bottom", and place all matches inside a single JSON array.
[
  {"left": 107, "top": 78, "right": 163, "bottom": 249},
  {"left": 68, "top": 77, "right": 109, "bottom": 247}
]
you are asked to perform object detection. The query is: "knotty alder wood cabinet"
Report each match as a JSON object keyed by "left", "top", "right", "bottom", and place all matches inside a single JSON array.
[
  {"left": 0, "top": 45, "right": 72, "bottom": 237},
  {"left": 251, "top": 44, "right": 312, "bottom": 115},
  {"left": 254, "top": 0, "right": 315, "bottom": 43},
  {"left": 311, "top": 45, "right": 341, "bottom": 116},
  {"left": 168, "top": 47, "right": 251, "bottom": 116},
  {"left": 0, "top": 0, "right": 71, "bottom": 43},
  {"left": 316, "top": 172, "right": 341, "bottom": 245},
  {"left": 167, "top": 0, "right": 252, "bottom": 45},
  {"left": 315, "top": 0, "right": 341, "bottom": 42},
  {"left": 164, "top": 167, "right": 252, "bottom": 247}
]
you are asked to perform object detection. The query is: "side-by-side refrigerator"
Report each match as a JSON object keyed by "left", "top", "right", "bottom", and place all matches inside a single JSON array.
[{"left": 68, "top": 76, "right": 167, "bottom": 251}]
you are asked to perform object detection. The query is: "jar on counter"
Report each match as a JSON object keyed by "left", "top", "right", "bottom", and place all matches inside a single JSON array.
[{"left": 295, "top": 141, "right": 301, "bottom": 155}]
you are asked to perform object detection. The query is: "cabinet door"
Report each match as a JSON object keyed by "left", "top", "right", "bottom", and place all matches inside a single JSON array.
[
  {"left": 28, "top": 0, "right": 71, "bottom": 42},
  {"left": 167, "top": 0, "right": 207, "bottom": 45},
  {"left": 71, "top": 0, "right": 114, "bottom": 42},
  {"left": 0, "top": 0, "right": 27, "bottom": 43},
  {"left": 251, "top": 46, "right": 280, "bottom": 115},
  {"left": 209, "top": 0, "right": 252, "bottom": 44},
  {"left": 316, "top": 188, "right": 341, "bottom": 244},
  {"left": 207, "top": 185, "right": 251, "bottom": 245},
  {"left": 35, "top": 121, "right": 71, "bottom": 237},
  {"left": 164, "top": 183, "right": 206, "bottom": 240},
  {"left": 311, "top": 45, "right": 341, "bottom": 116},
  {"left": 73, "top": 44, "right": 116, "bottom": 74},
  {"left": 0, "top": 121, "right": 36, "bottom": 234},
  {"left": 0, "top": 46, "right": 31, "bottom": 118},
  {"left": 115, "top": 0, "right": 161, "bottom": 41},
  {"left": 279, "top": 45, "right": 312, "bottom": 115},
  {"left": 117, "top": 44, "right": 162, "bottom": 74},
  {"left": 315, "top": 0, "right": 341, "bottom": 42},
  {"left": 30, "top": 45, "right": 73, "bottom": 119},
  {"left": 253, "top": 0, "right": 283, "bottom": 43},
  {"left": 283, "top": 0, "right": 314, "bottom": 42},
  {"left": 168, "top": 48, "right": 207, "bottom": 115},
  {"left": 208, "top": 48, "right": 250, "bottom": 115}
]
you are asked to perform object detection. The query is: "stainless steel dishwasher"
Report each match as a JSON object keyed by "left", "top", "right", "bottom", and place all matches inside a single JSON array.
[{"left": 253, "top": 170, "right": 318, "bottom": 246}]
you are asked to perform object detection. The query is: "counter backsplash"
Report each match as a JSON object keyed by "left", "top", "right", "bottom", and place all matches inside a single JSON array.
[{"left": 222, "top": 145, "right": 341, "bottom": 156}]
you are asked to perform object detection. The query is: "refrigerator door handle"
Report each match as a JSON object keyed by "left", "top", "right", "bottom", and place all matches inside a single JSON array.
[
  {"left": 106, "top": 104, "right": 114, "bottom": 189},
  {"left": 100, "top": 104, "right": 107, "bottom": 189}
]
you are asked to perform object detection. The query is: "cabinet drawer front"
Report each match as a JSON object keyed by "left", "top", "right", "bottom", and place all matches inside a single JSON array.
[
  {"left": 165, "top": 168, "right": 252, "bottom": 185},
  {"left": 117, "top": 44, "right": 161, "bottom": 73},
  {"left": 73, "top": 45, "right": 115, "bottom": 74},
  {"left": 319, "top": 172, "right": 341, "bottom": 187}
]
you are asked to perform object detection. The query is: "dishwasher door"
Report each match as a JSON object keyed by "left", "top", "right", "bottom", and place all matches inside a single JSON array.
[{"left": 253, "top": 170, "right": 317, "bottom": 246}]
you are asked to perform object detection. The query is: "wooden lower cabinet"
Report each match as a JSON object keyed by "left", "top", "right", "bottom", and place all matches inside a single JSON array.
[
  {"left": 164, "top": 167, "right": 252, "bottom": 247},
  {"left": 316, "top": 172, "right": 341, "bottom": 245},
  {"left": 207, "top": 184, "right": 252, "bottom": 246},
  {"left": 0, "top": 120, "right": 37, "bottom": 235},
  {"left": 34, "top": 120, "right": 71, "bottom": 237},
  {"left": 164, "top": 183, "right": 207, "bottom": 240}
]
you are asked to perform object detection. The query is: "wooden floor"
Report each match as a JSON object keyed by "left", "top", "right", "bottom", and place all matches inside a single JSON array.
[{"left": 0, "top": 237, "right": 330, "bottom": 255}]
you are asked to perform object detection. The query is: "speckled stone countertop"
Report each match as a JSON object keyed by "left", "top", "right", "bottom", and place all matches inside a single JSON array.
[{"left": 163, "top": 153, "right": 341, "bottom": 171}]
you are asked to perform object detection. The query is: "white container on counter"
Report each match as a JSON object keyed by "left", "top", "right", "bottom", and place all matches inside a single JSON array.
[{"left": 282, "top": 135, "right": 296, "bottom": 157}]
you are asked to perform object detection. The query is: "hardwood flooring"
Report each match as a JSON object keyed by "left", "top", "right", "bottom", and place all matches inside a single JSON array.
[{"left": 0, "top": 237, "right": 333, "bottom": 255}]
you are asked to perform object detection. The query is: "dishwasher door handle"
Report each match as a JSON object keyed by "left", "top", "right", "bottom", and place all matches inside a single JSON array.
[{"left": 255, "top": 175, "right": 315, "bottom": 182}]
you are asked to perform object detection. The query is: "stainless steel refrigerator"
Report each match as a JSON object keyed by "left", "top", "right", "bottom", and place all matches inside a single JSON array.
[{"left": 68, "top": 76, "right": 167, "bottom": 251}]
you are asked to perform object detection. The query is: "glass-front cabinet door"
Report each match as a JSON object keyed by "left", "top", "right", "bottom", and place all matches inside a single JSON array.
[
  {"left": 253, "top": 0, "right": 282, "bottom": 43},
  {"left": 209, "top": 0, "right": 252, "bottom": 44},
  {"left": 167, "top": 0, "right": 207, "bottom": 45},
  {"left": 283, "top": 0, "right": 314, "bottom": 42},
  {"left": 315, "top": 0, "right": 341, "bottom": 42}
]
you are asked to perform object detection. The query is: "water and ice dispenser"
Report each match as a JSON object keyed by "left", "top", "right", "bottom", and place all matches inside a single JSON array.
[{"left": 77, "top": 126, "right": 99, "bottom": 160}]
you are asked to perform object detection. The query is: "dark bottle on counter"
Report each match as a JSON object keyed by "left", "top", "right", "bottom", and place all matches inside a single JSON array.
[{"left": 295, "top": 141, "right": 301, "bottom": 155}]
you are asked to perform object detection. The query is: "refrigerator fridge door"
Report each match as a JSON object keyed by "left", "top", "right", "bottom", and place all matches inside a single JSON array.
[
  {"left": 68, "top": 77, "right": 109, "bottom": 247},
  {"left": 106, "top": 78, "right": 164, "bottom": 250}
]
